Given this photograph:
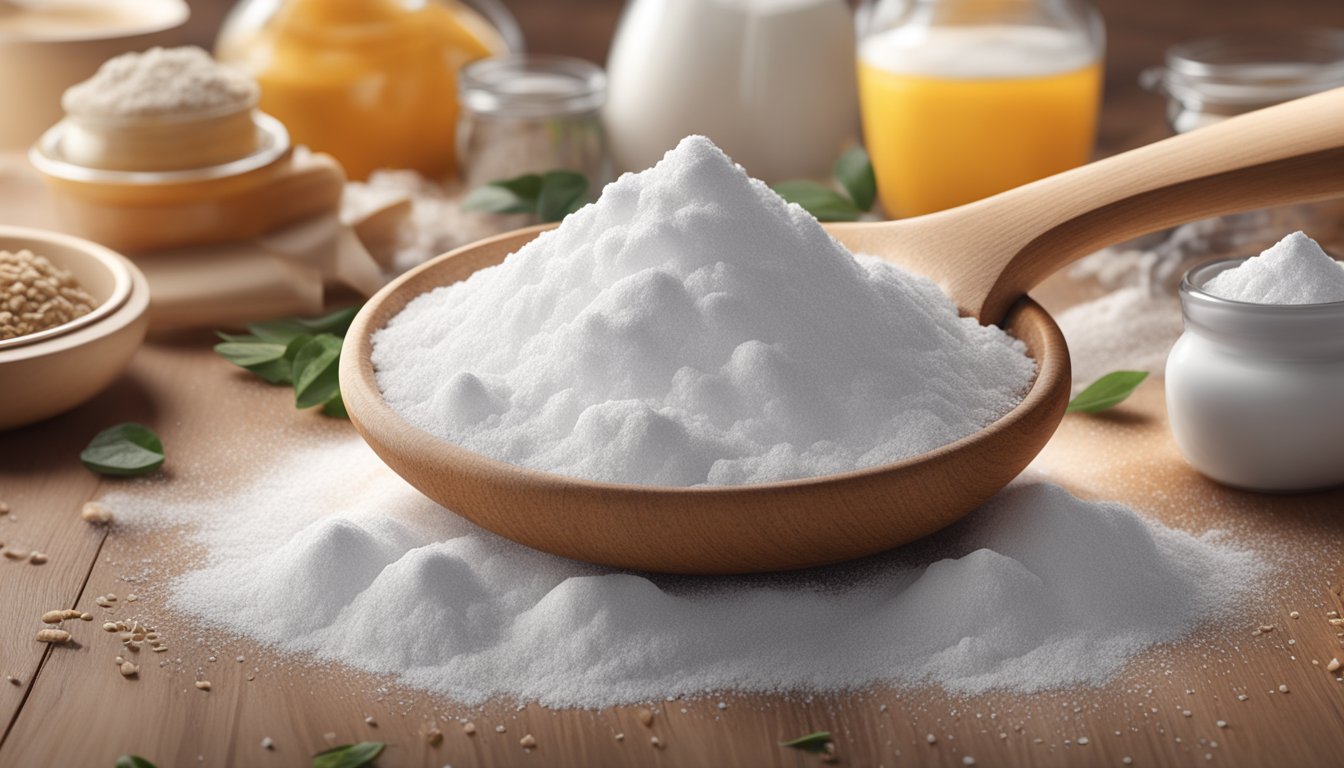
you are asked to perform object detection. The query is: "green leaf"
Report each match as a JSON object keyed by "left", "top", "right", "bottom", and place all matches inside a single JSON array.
[
  {"left": 780, "top": 731, "right": 832, "bottom": 753},
  {"left": 292, "top": 334, "right": 344, "bottom": 410},
  {"left": 462, "top": 180, "right": 536, "bottom": 215},
  {"left": 246, "top": 306, "right": 360, "bottom": 344},
  {"left": 80, "top": 423, "right": 164, "bottom": 477},
  {"left": 115, "top": 757, "right": 156, "bottom": 768},
  {"left": 491, "top": 174, "right": 544, "bottom": 199},
  {"left": 771, "top": 181, "right": 862, "bottom": 222},
  {"left": 833, "top": 146, "right": 876, "bottom": 212},
  {"left": 213, "top": 341, "right": 287, "bottom": 368},
  {"left": 321, "top": 392, "right": 349, "bottom": 419},
  {"left": 537, "top": 171, "right": 589, "bottom": 222},
  {"left": 1067, "top": 370, "right": 1150, "bottom": 414},
  {"left": 312, "top": 742, "right": 385, "bottom": 768}
]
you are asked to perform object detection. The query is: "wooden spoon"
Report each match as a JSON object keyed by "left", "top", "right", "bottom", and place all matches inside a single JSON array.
[{"left": 342, "top": 88, "right": 1344, "bottom": 574}]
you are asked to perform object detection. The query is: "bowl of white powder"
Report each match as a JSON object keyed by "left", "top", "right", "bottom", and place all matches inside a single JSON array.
[
  {"left": 342, "top": 137, "right": 1068, "bottom": 573},
  {"left": 1167, "top": 231, "right": 1344, "bottom": 491}
]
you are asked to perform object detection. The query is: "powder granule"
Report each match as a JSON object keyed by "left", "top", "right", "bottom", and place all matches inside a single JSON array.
[
  {"left": 103, "top": 433, "right": 1261, "bottom": 709},
  {"left": 0, "top": 250, "right": 96, "bottom": 340},
  {"left": 62, "top": 46, "right": 258, "bottom": 118},
  {"left": 372, "top": 136, "right": 1036, "bottom": 486},
  {"left": 1203, "top": 231, "right": 1344, "bottom": 305}
]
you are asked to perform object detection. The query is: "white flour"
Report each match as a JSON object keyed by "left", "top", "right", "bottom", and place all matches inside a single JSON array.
[
  {"left": 103, "top": 432, "right": 1260, "bottom": 709},
  {"left": 372, "top": 136, "right": 1035, "bottom": 486},
  {"left": 1203, "top": 231, "right": 1344, "bottom": 305},
  {"left": 62, "top": 46, "right": 257, "bottom": 118}
]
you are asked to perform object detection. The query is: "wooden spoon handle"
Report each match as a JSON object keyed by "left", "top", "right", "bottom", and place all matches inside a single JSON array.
[{"left": 918, "top": 87, "right": 1344, "bottom": 323}]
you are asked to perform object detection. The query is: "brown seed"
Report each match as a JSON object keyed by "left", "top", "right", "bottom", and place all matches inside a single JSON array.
[
  {"left": 650, "top": 735, "right": 663, "bottom": 749},
  {"left": 195, "top": 680, "right": 212, "bottom": 691},
  {"left": 28, "top": 552, "right": 48, "bottom": 565},
  {"left": 4, "top": 549, "right": 28, "bottom": 560},
  {"left": 80, "top": 502, "right": 113, "bottom": 525},
  {"left": 62, "top": 610, "right": 81, "bottom": 619},
  {"left": 426, "top": 727, "right": 443, "bottom": 746},
  {"left": 0, "top": 501, "right": 8, "bottom": 515},
  {"left": 462, "top": 722, "right": 477, "bottom": 736},
  {"left": 35, "top": 629, "right": 70, "bottom": 644},
  {"left": 5, "top": 675, "right": 20, "bottom": 686},
  {"left": 119, "top": 661, "right": 138, "bottom": 678},
  {"left": 79, "top": 613, "right": 93, "bottom": 621},
  {"left": 1327, "top": 658, "right": 1341, "bottom": 672},
  {"left": 41, "top": 610, "right": 65, "bottom": 624},
  {"left": 101, "top": 622, "right": 118, "bottom": 632},
  {"left": 637, "top": 708, "right": 654, "bottom": 727},
  {"left": 520, "top": 734, "right": 537, "bottom": 749}
]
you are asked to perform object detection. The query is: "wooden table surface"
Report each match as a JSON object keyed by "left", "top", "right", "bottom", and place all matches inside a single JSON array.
[{"left": 6, "top": 2, "right": 1344, "bottom": 766}]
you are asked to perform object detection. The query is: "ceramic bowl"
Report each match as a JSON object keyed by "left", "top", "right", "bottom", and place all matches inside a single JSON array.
[
  {"left": 0, "top": 226, "right": 149, "bottom": 430},
  {"left": 0, "top": 0, "right": 189, "bottom": 150}
]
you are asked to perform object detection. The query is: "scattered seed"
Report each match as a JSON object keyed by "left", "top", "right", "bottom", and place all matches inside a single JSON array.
[
  {"left": 195, "top": 680, "right": 211, "bottom": 691},
  {"left": 1290, "top": 611, "right": 1300, "bottom": 619},
  {"left": 4, "top": 549, "right": 29, "bottom": 561},
  {"left": 115, "top": 656, "right": 125, "bottom": 665},
  {"left": 364, "top": 715, "right": 377, "bottom": 726},
  {"left": 1124, "top": 758, "right": 1133, "bottom": 766},
  {"left": 615, "top": 733, "right": 625, "bottom": 741},
  {"left": 927, "top": 734, "right": 937, "bottom": 744},
  {"left": 95, "top": 597, "right": 112, "bottom": 608},
  {"left": 119, "top": 661, "right": 138, "bottom": 678},
  {"left": 61, "top": 610, "right": 80, "bottom": 619},
  {"left": 1182, "top": 710, "right": 1192, "bottom": 717},
  {"left": 41, "top": 610, "right": 65, "bottom": 624},
  {"left": 962, "top": 757, "right": 976, "bottom": 766},
  {"left": 28, "top": 552, "right": 47, "bottom": 565},
  {"left": 1216, "top": 720, "right": 1227, "bottom": 729},
  {"left": 323, "top": 732, "right": 336, "bottom": 745},
  {"left": 650, "top": 735, "right": 663, "bottom": 749},
  {"left": 462, "top": 722, "right": 476, "bottom": 736},
  {"left": 718, "top": 701, "right": 728, "bottom": 710},
  {"left": 637, "top": 708, "right": 654, "bottom": 727},
  {"left": 1278, "top": 684, "right": 1289, "bottom": 693},
  {"left": 80, "top": 502, "right": 113, "bottom": 525},
  {"left": 0, "top": 501, "right": 8, "bottom": 515},
  {"left": 235, "top": 656, "right": 244, "bottom": 663},
  {"left": 1259, "top": 624, "right": 1274, "bottom": 632},
  {"left": 153, "top": 646, "right": 168, "bottom": 653},
  {"left": 1329, "top": 618, "right": 1343, "bottom": 627},
  {"left": 520, "top": 734, "right": 537, "bottom": 749},
  {"left": 1077, "top": 737, "right": 1089, "bottom": 745},
  {"left": 105, "top": 593, "right": 117, "bottom": 602},
  {"left": 1328, "top": 658, "right": 1341, "bottom": 672},
  {"left": 426, "top": 727, "right": 443, "bottom": 746},
  {"left": 126, "top": 594, "right": 138, "bottom": 603},
  {"left": 495, "top": 725, "right": 506, "bottom": 734},
  {"left": 35, "top": 629, "right": 70, "bottom": 644},
  {"left": 1237, "top": 694, "right": 1248, "bottom": 701},
  {"left": 260, "top": 737, "right": 274, "bottom": 751},
  {"left": 5, "top": 675, "right": 19, "bottom": 686},
  {"left": 79, "top": 613, "right": 92, "bottom": 621}
]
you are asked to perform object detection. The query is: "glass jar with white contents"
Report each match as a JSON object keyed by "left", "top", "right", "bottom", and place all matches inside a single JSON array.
[{"left": 1165, "top": 260, "right": 1344, "bottom": 492}]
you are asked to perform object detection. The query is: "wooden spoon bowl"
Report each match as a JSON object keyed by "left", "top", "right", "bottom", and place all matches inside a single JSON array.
[
  {"left": 343, "top": 87, "right": 1344, "bottom": 574},
  {"left": 342, "top": 226, "right": 1069, "bottom": 574}
]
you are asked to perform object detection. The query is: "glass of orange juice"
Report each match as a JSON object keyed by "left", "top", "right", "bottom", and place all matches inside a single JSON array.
[{"left": 856, "top": 0, "right": 1104, "bottom": 217}]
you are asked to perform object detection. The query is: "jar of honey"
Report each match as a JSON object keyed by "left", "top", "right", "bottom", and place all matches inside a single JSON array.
[
  {"left": 856, "top": 0, "right": 1104, "bottom": 217},
  {"left": 214, "top": 0, "right": 521, "bottom": 181}
]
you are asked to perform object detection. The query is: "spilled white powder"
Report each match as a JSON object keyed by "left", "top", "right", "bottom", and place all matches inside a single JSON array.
[
  {"left": 62, "top": 46, "right": 258, "bottom": 118},
  {"left": 372, "top": 136, "right": 1036, "bottom": 486},
  {"left": 104, "top": 433, "right": 1259, "bottom": 708},
  {"left": 1203, "top": 231, "right": 1344, "bottom": 305}
]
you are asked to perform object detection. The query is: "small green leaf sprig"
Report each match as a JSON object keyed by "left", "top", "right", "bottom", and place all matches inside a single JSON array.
[
  {"left": 312, "top": 741, "right": 385, "bottom": 768},
  {"left": 214, "top": 306, "right": 358, "bottom": 418},
  {"left": 81, "top": 423, "right": 164, "bottom": 477},
  {"left": 462, "top": 170, "right": 590, "bottom": 223},
  {"left": 780, "top": 730, "right": 834, "bottom": 753},
  {"left": 772, "top": 147, "right": 877, "bottom": 222},
  {"left": 1067, "top": 371, "right": 1150, "bottom": 413}
]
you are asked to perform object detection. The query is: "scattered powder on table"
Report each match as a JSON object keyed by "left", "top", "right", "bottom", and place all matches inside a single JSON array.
[
  {"left": 62, "top": 46, "right": 257, "bottom": 118},
  {"left": 1202, "top": 231, "right": 1344, "bottom": 305},
  {"left": 372, "top": 136, "right": 1036, "bottom": 486},
  {"left": 102, "top": 433, "right": 1260, "bottom": 708},
  {"left": 0, "top": 249, "right": 96, "bottom": 340}
]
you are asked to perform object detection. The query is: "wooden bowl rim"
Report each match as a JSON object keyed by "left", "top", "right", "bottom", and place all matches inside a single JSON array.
[{"left": 343, "top": 224, "right": 1071, "bottom": 500}]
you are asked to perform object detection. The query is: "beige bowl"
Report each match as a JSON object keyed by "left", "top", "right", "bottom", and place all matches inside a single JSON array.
[
  {"left": 0, "top": 0, "right": 189, "bottom": 150},
  {"left": 0, "top": 226, "right": 149, "bottom": 431}
]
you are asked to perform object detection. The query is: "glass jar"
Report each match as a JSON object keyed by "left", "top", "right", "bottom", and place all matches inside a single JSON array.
[
  {"left": 856, "top": 0, "right": 1104, "bottom": 217},
  {"left": 214, "top": 0, "right": 522, "bottom": 181},
  {"left": 603, "top": 0, "right": 858, "bottom": 184},
  {"left": 457, "top": 55, "right": 610, "bottom": 191},
  {"left": 1142, "top": 29, "right": 1344, "bottom": 134},
  {"left": 1165, "top": 259, "right": 1344, "bottom": 492}
]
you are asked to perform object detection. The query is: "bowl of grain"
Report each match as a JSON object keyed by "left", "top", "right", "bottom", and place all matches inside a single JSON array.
[{"left": 0, "top": 226, "right": 149, "bottom": 430}]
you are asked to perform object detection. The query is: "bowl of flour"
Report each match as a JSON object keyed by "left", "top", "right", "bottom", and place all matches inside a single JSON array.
[{"left": 342, "top": 136, "right": 1068, "bottom": 573}]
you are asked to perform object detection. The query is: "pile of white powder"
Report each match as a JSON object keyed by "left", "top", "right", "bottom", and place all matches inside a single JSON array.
[
  {"left": 372, "top": 136, "right": 1036, "bottom": 486},
  {"left": 62, "top": 46, "right": 258, "bottom": 118},
  {"left": 103, "top": 432, "right": 1259, "bottom": 708},
  {"left": 1203, "top": 231, "right": 1344, "bottom": 305}
]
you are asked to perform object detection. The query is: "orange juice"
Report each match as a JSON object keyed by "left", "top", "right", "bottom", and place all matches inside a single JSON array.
[
  {"left": 217, "top": 0, "right": 506, "bottom": 180},
  {"left": 859, "top": 26, "right": 1102, "bottom": 217}
]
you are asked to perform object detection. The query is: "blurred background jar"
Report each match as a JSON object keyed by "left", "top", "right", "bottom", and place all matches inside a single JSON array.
[
  {"left": 856, "top": 0, "right": 1104, "bottom": 217},
  {"left": 603, "top": 0, "right": 858, "bottom": 184},
  {"left": 457, "top": 54, "right": 610, "bottom": 191},
  {"left": 214, "top": 0, "right": 522, "bottom": 181}
]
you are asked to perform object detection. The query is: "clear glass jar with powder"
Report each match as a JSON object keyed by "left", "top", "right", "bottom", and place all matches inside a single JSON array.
[
  {"left": 456, "top": 55, "right": 611, "bottom": 191},
  {"left": 1166, "top": 259, "right": 1344, "bottom": 492}
]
